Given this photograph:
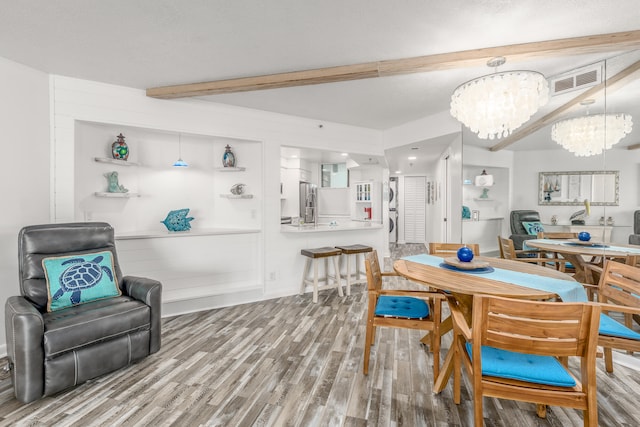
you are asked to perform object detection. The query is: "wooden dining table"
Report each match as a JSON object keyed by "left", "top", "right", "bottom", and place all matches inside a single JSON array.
[
  {"left": 393, "top": 254, "right": 580, "bottom": 395},
  {"left": 526, "top": 238, "right": 640, "bottom": 282}
]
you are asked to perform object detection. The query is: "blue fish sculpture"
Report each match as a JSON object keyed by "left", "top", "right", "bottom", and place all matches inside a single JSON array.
[{"left": 161, "top": 208, "right": 195, "bottom": 232}]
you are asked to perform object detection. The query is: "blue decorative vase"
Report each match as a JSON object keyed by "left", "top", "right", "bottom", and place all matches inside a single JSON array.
[
  {"left": 457, "top": 246, "right": 474, "bottom": 262},
  {"left": 222, "top": 144, "right": 236, "bottom": 168},
  {"left": 578, "top": 231, "right": 591, "bottom": 242},
  {"left": 111, "top": 133, "right": 129, "bottom": 161}
]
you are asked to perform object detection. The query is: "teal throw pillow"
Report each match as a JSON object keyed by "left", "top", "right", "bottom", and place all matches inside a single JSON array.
[
  {"left": 43, "top": 250, "right": 121, "bottom": 312},
  {"left": 522, "top": 221, "right": 544, "bottom": 235}
]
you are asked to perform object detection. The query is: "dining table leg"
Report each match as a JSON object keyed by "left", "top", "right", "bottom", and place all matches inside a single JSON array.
[{"left": 560, "top": 253, "right": 589, "bottom": 282}]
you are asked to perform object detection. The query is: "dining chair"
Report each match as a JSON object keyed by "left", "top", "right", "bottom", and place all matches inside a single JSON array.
[
  {"left": 497, "top": 236, "right": 560, "bottom": 268},
  {"left": 536, "top": 231, "right": 578, "bottom": 273},
  {"left": 449, "top": 294, "right": 601, "bottom": 427},
  {"left": 428, "top": 242, "right": 480, "bottom": 257},
  {"left": 363, "top": 250, "right": 445, "bottom": 383},
  {"left": 590, "top": 260, "right": 640, "bottom": 373}
]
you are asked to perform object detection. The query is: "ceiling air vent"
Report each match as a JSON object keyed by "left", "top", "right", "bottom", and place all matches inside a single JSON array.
[{"left": 549, "top": 64, "right": 602, "bottom": 96}]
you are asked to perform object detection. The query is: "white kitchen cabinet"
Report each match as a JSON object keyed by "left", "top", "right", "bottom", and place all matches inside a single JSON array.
[{"left": 352, "top": 181, "right": 381, "bottom": 222}]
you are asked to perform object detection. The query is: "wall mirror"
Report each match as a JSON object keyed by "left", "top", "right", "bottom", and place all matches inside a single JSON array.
[
  {"left": 538, "top": 171, "right": 619, "bottom": 206},
  {"left": 460, "top": 47, "right": 640, "bottom": 250}
]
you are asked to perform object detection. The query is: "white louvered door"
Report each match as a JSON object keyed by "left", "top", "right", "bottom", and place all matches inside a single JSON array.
[{"left": 403, "top": 176, "right": 426, "bottom": 243}]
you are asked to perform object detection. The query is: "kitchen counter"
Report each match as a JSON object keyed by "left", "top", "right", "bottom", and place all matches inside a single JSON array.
[{"left": 281, "top": 221, "right": 384, "bottom": 233}]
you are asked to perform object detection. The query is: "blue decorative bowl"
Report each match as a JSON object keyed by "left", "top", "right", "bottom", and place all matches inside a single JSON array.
[
  {"left": 578, "top": 231, "right": 591, "bottom": 242},
  {"left": 457, "top": 246, "right": 474, "bottom": 262}
]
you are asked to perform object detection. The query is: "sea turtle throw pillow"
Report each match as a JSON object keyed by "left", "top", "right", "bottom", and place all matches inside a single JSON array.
[
  {"left": 521, "top": 221, "right": 545, "bottom": 235},
  {"left": 43, "top": 250, "right": 121, "bottom": 312}
]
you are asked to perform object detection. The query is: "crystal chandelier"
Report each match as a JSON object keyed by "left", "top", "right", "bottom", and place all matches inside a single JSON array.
[
  {"left": 450, "top": 57, "right": 549, "bottom": 140},
  {"left": 551, "top": 102, "right": 633, "bottom": 157}
]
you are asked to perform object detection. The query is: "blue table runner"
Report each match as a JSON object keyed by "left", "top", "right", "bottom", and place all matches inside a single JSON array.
[
  {"left": 526, "top": 239, "right": 640, "bottom": 254},
  {"left": 402, "top": 254, "right": 588, "bottom": 302}
]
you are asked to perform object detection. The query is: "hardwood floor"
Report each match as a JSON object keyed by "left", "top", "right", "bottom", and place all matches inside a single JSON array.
[{"left": 1, "top": 243, "right": 640, "bottom": 426}]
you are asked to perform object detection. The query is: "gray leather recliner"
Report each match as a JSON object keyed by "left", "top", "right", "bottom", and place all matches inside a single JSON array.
[
  {"left": 630, "top": 210, "right": 640, "bottom": 245},
  {"left": 509, "top": 209, "right": 541, "bottom": 250},
  {"left": 5, "top": 222, "right": 162, "bottom": 403}
]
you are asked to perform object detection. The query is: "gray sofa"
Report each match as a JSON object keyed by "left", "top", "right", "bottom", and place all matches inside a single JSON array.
[
  {"left": 509, "top": 210, "right": 541, "bottom": 250},
  {"left": 630, "top": 210, "right": 640, "bottom": 245},
  {"left": 4, "top": 222, "right": 162, "bottom": 403}
]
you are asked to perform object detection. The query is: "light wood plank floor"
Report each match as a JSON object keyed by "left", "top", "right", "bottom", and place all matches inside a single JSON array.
[{"left": 1, "top": 243, "right": 640, "bottom": 426}]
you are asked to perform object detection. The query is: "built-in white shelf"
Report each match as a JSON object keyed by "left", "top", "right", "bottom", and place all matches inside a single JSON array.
[
  {"left": 94, "top": 157, "right": 139, "bottom": 166},
  {"left": 94, "top": 192, "right": 140, "bottom": 198},
  {"left": 220, "top": 194, "right": 254, "bottom": 199},
  {"left": 215, "top": 167, "right": 246, "bottom": 172},
  {"left": 473, "top": 198, "right": 494, "bottom": 201},
  {"left": 115, "top": 228, "right": 260, "bottom": 240}
]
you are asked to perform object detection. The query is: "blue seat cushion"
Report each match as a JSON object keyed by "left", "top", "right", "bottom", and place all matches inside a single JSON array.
[
  {"left": 599, "top": 313, "right": 640, "bottom": 340},
  {"left": 465, "top": 343, "right": 576, "bottom": 387},
  {"left": 375, "top": 296, "right": 429, "bottom": 319}
]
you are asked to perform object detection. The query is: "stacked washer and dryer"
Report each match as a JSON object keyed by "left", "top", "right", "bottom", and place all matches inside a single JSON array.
[{"left": 389, "top": 177, "right": 398, "bottom": 243}]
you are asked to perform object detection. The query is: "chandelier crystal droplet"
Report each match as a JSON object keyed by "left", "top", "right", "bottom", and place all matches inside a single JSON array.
[
  {"left": 450, "top": 70, "right": 549, "bottom": 140},
  {"left": 551, "top": 113, "right": 633, "bottom": 157}
]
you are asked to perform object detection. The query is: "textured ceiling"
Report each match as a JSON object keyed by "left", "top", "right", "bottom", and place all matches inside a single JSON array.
[{"left": 1, "top": 1, "right": 640, "bottom": 172}]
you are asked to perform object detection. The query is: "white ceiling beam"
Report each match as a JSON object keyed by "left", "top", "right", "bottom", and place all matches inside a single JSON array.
[{"left": 147, "top": 30, "right": 640, "bottom": 99}]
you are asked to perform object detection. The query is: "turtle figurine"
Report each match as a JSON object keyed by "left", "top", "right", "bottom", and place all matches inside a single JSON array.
[{"left": 52, "top": 255, "right": 114, "bottom": 305}]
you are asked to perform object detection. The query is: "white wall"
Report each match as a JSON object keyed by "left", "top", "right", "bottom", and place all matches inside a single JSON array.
[
  {"left": 0, "top": 58, "right": 50, "bottom": 355},
  {"left": 512, "top": 148, "right": 639, "bottom": 243},
  {"left": 50, "top": 75, "right": 387, "bottom": 310}
]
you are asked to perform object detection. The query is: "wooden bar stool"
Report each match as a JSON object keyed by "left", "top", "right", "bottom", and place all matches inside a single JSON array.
[
  {"left": 300, "top": 247, "right": 344, "bottom": 303},
  {"left": 335, "top": 244, "right": 373, "bottom": 296}
]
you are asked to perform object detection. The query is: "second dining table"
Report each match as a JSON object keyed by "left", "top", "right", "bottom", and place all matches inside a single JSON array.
[
  {"left": 526, "top": 238, "right": 640, "bottom": 282},
  {"left": 393, "top": 253, "right": 588, "bottom": 395}
]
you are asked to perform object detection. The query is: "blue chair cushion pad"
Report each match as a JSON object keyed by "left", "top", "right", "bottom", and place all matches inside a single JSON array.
[
  {"left": 599, "top": 313, "right": 640, "bottom": 340},
  {"left": 375, "top": 296, "right": 429, "bottom": 319},
  {"left": 465, "top": 343, "right": 576, "bottom": 387}
]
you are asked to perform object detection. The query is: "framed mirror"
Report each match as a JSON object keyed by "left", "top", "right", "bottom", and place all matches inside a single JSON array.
[{"left": 538, "top": 170, "right": 619, "bottom": 206}]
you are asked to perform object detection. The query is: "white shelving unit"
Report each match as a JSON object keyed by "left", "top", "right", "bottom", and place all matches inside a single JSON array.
[
  {"left": 94, "top": 192, "right": 140, "bottom": 198},
  {"left": 215, "top": 167, "right": 246, "bottom": 172},
  {"left": 352, "top": 181, "right": 381, "bottom": 222},
  {"left": 220, "top": 194, "right": 254, "bottom": 199},
  {"left": 94, "top": 157, "right": 139, "bottom": 166},
  {"left": 215, "top": 165, "right": 252, "bottom": 198},
  {"left": 94, "top": 156, "right": 140, "bottom": 197}
]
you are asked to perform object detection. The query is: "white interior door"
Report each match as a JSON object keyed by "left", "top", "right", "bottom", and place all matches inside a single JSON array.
[{"left": 404, "top": 176, "right": 426, "bottom": 243}]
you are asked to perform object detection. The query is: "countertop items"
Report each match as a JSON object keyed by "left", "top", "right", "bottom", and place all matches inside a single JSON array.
[{"left": 281, "top": 221, "right": 384, "bottom": 233}]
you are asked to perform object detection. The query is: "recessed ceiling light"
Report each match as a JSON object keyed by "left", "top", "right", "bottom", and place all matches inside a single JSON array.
[
  {"left": 395, "top": 170, "right": 402, "bottom": 174},
  {"left": 408, "top": 156, "right": 417, "bottom": 160},
  {"left": 341, "top": 153, "right": 348, "bottom": 156}
]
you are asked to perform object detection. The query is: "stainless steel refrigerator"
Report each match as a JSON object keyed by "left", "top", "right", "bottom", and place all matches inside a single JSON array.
[{"left": 299, "top": 181, "right": 317, "bottom": 224}]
